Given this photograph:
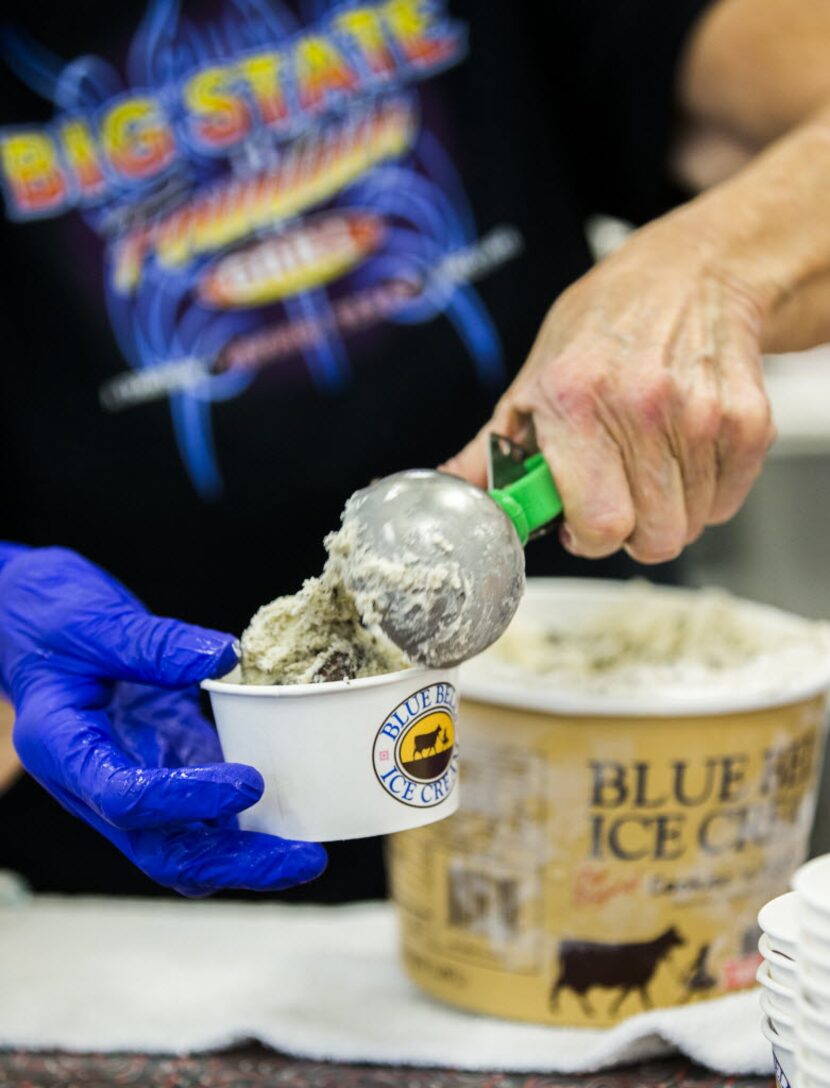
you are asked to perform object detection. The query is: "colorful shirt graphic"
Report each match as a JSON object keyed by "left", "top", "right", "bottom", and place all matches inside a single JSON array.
[{"left": 1, "top": 0, "right": 519, "bottom": 497}]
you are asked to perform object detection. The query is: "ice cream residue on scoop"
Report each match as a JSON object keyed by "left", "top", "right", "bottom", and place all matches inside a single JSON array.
[{"left": 325, "top": 504, "right": 476, "bottom": 668}]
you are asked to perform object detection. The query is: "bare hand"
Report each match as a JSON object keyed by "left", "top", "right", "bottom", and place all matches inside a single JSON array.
[{"left": 444, "top": 215, "right": 776, "bottom": 564}]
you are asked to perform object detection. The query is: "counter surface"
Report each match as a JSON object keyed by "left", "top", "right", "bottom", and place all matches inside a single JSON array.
[{"left": 0, "top": 1048, "right": 772, "bottom": 1087}]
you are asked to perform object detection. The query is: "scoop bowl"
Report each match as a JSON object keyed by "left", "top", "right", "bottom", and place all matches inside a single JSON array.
[{"left": 337, "top": 469, "right": 526, "bottom": 667}]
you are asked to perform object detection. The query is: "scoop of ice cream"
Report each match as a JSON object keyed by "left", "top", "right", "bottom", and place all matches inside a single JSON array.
[
  {"left": 329, "top": 470, "right": 525, "bottom": 667},
  {"left": 240, "top": 567, "right": 408, "bottom": 686},
  {"left": 240, "top": 467, "right": 525, "bottom": 683}
]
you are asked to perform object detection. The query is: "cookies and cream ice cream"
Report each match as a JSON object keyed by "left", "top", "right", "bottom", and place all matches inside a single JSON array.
[
  {"left": 240, "top": 521, "right": 409, "bottom": 685},
  {"left": 486, "top": 582, "right": 830, "bottom": 700}
]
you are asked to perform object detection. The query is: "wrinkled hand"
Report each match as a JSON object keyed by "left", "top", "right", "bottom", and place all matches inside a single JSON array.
[
  {"left": 445, "top": 217, "right": 777, "bottom": 563},
  {"left": 0, "top": 545, "right": 327, "bottom": 896}
]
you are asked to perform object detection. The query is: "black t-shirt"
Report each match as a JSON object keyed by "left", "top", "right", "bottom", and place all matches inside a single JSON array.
[{"left": 0, "top": 0, "right": 709, "bottom": 898}]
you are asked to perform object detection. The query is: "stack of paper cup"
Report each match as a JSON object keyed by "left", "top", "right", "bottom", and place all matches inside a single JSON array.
[
  {"left": 793, "top": 857, "right": 830, "bottom": 1088},
  {"left": 758, "top": 892, "right": 800, "bottom": 1087}
]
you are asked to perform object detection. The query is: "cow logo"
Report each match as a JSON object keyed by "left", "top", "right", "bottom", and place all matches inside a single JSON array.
[
  {"left": 549, "top": 925, "right": 686, "bottom": 1017},
  {"left": 372, "top": 682, "right": 458, "bottom": 808}
]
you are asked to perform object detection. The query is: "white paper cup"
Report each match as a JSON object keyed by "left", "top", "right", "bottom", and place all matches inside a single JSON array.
[
  {"left": 800, "top": 1066, "right": 830, "bottom": 1088},
  {"left": 802, "top": 954, "right": 830, "bottom": 992},
  {"left": 798, "top": 1040, "right": 830, "bottom": 1073},
  {"left": 797, "top": 1049, "right": 830, "bottom": 1084},
  {"left": 801, "top": 932, "right": 830, "bottom": 967},
  {"left": 761, "top": 894, "right": 800, "bottom": 961},
  {"left": 799, "top": 1054, "right": 830, "bottom": 1088},
  {"left": 795, "top": 930, "right": 830, "bottom": 974},
  {"left": 800, "top": 969, "right": 830, "bottom": 1015},
  {"left": 203, "top": 665, "right": 460, "bottom": 842},
  {"left": 799, "top": 903, "right": 830, "bottom": 951},
  {"left": 758, "top": 962, "right": 797, "bottom": 1021},
  {"left": 771, "top": 960, "right": 800, "bottom": 993},
  {"left": 799, "top": 942, "right": 830, "bottom": 966},
  {"left": 796, "top": 998, "right": 830, "bottom": 1062},
  {"left": 801, "top": 928, "right": 830, "bottom": 958},
  {"left": 761, "top": 936, "right": 800, "bottom": 990},
  {"left": 795, "top": 856, "right": 830, "bottom": 915},
  {"left": 762, "top": 989, "right": 798, "bottom": 1028},
  {"left": 762, "top": 990, "right": 797, "bottom": 1046},
  {"left": 761, "top": 933, "right": 797, "bottom": 962},
  {"left": 803, "top": 988, "right": 830, "bottom": 1018},
  {"left": 763, "top": 1017, "right": 798, "bottom": 1088},
  {"left": 800, "top": 896, "right": 830, "bottom": 929}
]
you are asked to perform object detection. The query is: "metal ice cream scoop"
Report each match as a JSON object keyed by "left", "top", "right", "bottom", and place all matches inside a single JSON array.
[{"left": 338, "top": 436, "right": 563, "bottom": 667}]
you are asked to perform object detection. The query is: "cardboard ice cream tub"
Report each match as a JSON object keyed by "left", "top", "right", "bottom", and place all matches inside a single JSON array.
[
  {"left": 389, "top": 579, "right": 830, "bottom": 1028},
  {"left": 204, "top": 665, "right": 459, "bottom": 842}
]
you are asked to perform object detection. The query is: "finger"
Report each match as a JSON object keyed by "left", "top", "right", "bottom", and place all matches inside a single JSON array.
[
  {"left": 709, "top": 386, "right": 775, "bottom": 525},
  {"left": 132, "top": 826, "right": 328, "bottom": 897},
  {"left": 96, "top": 762, "right": 264, "bottom": 830},
  {"left": 669, "top": 395, "right": 720, "bottom": 545},
  {"left": 0, "top": 542, "right": 29, "bottom": 567},
  {"left": 621, "top": 440, "right": 688, "bottom": 564},
  {"left": 512, "top": 378, "right": 634, "bottom": 557},
  {"left": 102, "top": 612, "right": 238, "bottom": 688},
  {"left": 440, "top": 424, "right": 490, "bottom": 488},
  {"left": 554, "top": 438, "right": 636, "bottom": 559},
  {"left": 583, "top": 369, "right": 691, "bottom": 565},
  {"left": 0, "top": 547, "right": 238, "bottom": 688},
  {"left": 15, "top": 683, "right": 262, "bottom": 830},
  {"left": 681, "top": 457, "right": 718, "bottom": 546},
  {"left": 112, "top": 683, "right": 224, "bottom": 767},
  {"left": 526, "top": 365, "right": 687, "bottom": 564}
]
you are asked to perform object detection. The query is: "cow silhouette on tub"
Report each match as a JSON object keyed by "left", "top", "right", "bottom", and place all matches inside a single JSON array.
[
  {"left": 550, "top": 926, "right": 686, "bottom": 1016},
  {"left": 413, "top": 725, "right": 443, "bottom": 758}
]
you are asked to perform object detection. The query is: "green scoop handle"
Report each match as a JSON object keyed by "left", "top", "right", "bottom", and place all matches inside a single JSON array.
[{"left": 488, "top": 452, "right": 563, "bottom": 546}]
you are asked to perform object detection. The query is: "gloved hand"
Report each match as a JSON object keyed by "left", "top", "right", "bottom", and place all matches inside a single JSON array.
[{"left": 0, "top": 544, "right": 327, "bottom": 896}]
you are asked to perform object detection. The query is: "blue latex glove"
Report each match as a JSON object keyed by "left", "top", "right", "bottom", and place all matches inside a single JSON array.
[{"left": 0, "top": 544, "right": 327, "bottom": 896}]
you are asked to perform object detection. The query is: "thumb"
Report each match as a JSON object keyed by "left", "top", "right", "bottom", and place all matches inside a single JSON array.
[
  {"left": 105, "top": 612, "right": 239, "bottom": 688},
  {"left": 440, "top": 422, "right": 491, "bottom": 489}
]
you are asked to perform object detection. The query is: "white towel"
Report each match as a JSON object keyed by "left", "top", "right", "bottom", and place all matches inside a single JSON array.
[{"left": 0, "top": 895, "right": 771, "bottom": 1075}]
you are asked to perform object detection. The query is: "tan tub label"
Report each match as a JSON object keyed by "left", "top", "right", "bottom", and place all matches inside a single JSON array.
[{"left": 389, "top": 696, "right": 827, "bottom": 1026}]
